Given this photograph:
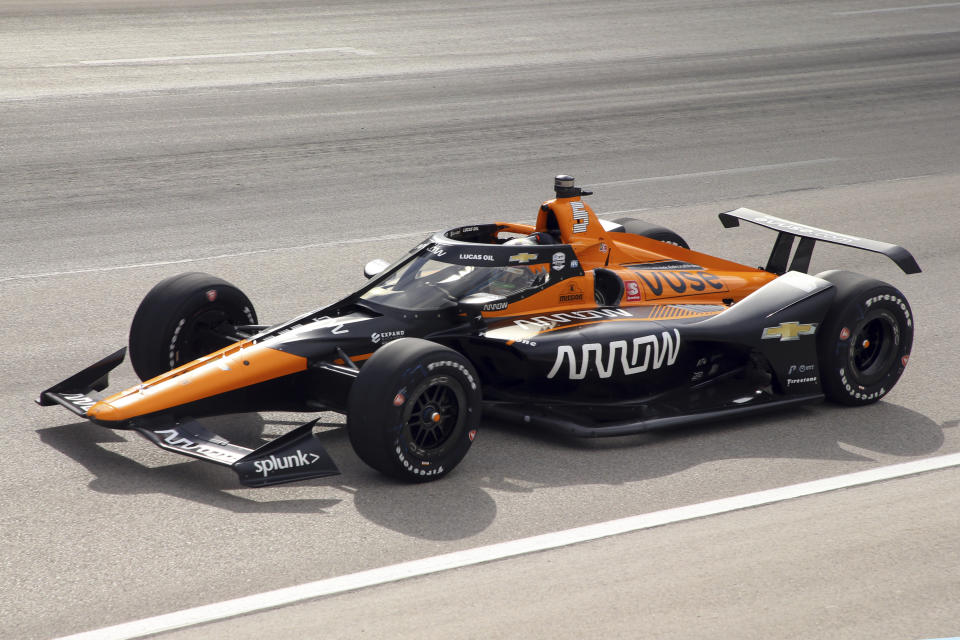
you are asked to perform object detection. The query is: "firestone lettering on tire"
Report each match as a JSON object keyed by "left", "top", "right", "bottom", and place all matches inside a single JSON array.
[
  {"left": 865, "top": 294, "right": 912, "bottom": 327},
  {"left": 169, "top": 318, "right": 186, "bottom": 367},
  {"left": 427, "top": 360, "right": 477, "bottom": 390},
  {"left": 838, "top": 367, "right": 887, "bottom": 401},
  {"left": 547, "top": 329, "right": 681, "bottom": 379},
  {"left": 395, "top": 446, "right": 444, "bottom": 476}
]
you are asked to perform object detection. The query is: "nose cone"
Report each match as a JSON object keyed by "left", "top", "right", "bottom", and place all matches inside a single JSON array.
[
  {"left": 87, "top": 400, "right": 122, "bottom": 423},
  {"left": 90, "top": 342, "right": 307, "bottom": 424}
]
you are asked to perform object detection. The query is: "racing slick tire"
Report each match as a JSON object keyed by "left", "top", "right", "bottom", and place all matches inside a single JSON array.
[
  {"left": 613, "top": 217, "right": 690, "bottom": 249},
  {"left": 815, "top": 270, "right": 913, "bottom": 406},
  {"left": 128, "top": 272, "right": 258, "bottom": 381},
  {"left": 347, "top": 338, "right": 481, "bottom": 482}
]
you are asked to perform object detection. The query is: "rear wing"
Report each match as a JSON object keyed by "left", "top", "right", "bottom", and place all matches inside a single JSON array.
[{"left": 718, "top": 207, "right": 921, "bottom": 275}]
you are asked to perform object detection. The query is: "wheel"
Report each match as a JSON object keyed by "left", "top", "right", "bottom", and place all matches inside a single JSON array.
[
  {"left": 347, "top": 338, "right": 481, "bottom": 482},
  {"left": 128, "top": 272, "right": 257, "bottom": 381},
  {"left": 815, "top": 270, "right": 913, "bottom": 406},
  {"left": 613, "top": 217, "right": 690, "bottom": 249}
]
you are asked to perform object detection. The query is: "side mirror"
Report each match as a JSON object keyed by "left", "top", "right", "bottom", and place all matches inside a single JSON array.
[
  {"left": 363, "top": 258, "right": 390, "bottom": 279},
  {"left": 458, "top": 293, "right": 508, "bottom": 318}
]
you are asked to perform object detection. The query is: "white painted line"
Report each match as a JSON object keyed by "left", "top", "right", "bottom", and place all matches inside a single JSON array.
[
  {"left": 53, "top": 452, "right": 960, "bottom": 640},
  {"left": 834, "top": 2, "right": 960, "bottom": 15},
  {"left": 48, "top": 47, "right": 376, "bottom": 67},
  {"left": 585, "top": 158, "right": 842, "bottom": 188},
  {"left": 0, "top": 230, "right": 432, "bottom": 284}
]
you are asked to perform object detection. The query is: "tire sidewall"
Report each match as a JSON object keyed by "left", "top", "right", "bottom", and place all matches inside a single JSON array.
[{"left": 818, "top": 283, "right": 913, "bottom": 405}]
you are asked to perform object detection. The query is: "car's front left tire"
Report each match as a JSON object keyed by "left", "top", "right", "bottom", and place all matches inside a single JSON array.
[{"left": 128, "top": 272, "right": 257, "bottom": 381}]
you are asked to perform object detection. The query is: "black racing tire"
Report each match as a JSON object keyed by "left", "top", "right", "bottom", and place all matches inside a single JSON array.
[
  {"left": 128, "top": 272, "right": 257, "bottom": 381},
  {"left": 347, "top": 338, "right": 481, "bottom": 482},
  {"left": 815, "top": 270, "right": 913, "bottom": 406},
  {"left": 612, "top": 217, "right": 690, "bottom": 249}
]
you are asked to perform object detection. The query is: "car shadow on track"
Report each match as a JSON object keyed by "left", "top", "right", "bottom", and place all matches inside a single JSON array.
[
  {"left": 36, "top": 415, "right": 343, "bottom": 514},
  {"left": 470, "top": 401, "right": 948, "bottom": 489},
  {"left": 343, "top": 400, "right": 952, "bottom": 540},
  {"left": 36, "top": 402, "right": 952, "bottom": 540}
]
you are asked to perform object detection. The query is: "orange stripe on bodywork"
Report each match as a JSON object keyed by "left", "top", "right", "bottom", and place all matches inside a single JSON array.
[
  {"left": 527, "top": 313, "right": 719, "bottom": 337},
  {"left": 489, "top": 311, "right": 721, "bottom": 343},
  {"left": 332, "top": 352, "right": 373, "bottom": 365},
  {"left": 86, "top": 342, "right": 307, "bottom": 423}
]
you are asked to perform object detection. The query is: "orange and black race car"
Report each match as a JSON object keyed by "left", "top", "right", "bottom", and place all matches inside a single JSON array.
[{"left": 38, "top": 175, "right": 921, "bottom": 485}]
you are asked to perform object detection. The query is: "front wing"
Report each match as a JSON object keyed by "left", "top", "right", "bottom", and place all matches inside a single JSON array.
[{"left": 37, "top": 350, "right": 339, "bottom": 486}]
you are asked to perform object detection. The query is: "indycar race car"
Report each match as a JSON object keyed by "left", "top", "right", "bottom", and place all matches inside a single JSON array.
[{"left": 38, "top": 175, "right": 921, "bottom": 485}]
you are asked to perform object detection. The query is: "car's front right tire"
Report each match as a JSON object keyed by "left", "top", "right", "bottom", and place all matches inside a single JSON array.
[{"left": 347, "top": 338, "right": 481, "bottom": 482}]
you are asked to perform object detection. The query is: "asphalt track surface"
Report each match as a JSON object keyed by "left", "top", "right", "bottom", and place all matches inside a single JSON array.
[{"left": 1, "top": 1, "right": 959, "bottom": 638}]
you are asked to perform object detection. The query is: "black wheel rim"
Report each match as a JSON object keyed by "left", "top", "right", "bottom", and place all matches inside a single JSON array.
[
  {"left": 404, "top": 376, "right": 463, "bottom": 454},
  {"left": 849, "top": 312, "right": 897, "bottom": 386}
]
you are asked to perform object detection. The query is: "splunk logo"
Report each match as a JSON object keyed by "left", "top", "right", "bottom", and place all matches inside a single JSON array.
[
  {"left": 547, "top": 329, "right": 681, "bottom": 379},
  {"left": 253, "top": 450, "right": 322, "bottom": 477}
]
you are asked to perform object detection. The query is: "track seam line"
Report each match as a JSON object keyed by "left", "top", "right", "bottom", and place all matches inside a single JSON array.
[{"left": 0, "top": 230, "right": 433, "bottom": 284}]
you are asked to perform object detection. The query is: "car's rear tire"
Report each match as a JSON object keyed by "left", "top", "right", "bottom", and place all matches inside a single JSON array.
[
  {"left": 347, "top": 338, "right": 481, "bottom": 482},
  {"left": 128, "top": 272, "right": 257, "bottom": 381},
  {"left": 815, "top": 270, "right": 913, "bottom": 406},
  {"left": 613, "top": 217, "right": 690, "bottom": 249}
]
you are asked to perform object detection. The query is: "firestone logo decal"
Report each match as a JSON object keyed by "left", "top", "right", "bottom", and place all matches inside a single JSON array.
[
  {"left": 839, "top": 367, "right": 886, "bottom": 401},
  {"left": 396, "top": 447, "right": 444, "bottom": 477},
  {"left": 866, "top": 293, "right": 912, "bottom": 327},
  {"left": 427, "top": 360, "right": 478, "bottom": 390},
  {"left": 547, "top": 329, "right": 681, "bottom": 379}
]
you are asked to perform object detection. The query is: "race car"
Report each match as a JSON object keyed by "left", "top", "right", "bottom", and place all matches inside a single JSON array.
[{"left": 37, "top": 175, "right": 920, "bottom": 485}]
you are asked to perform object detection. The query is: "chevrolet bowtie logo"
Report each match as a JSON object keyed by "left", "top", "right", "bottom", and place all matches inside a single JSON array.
[
  {"left": 762, "top": 322, "right": 818, "bottom": 341},
  {"left": 509, "top": 252, "right": 538, "bottom": 264}
]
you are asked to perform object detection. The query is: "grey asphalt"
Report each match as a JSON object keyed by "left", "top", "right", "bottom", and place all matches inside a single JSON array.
[{"left": 1, "top": 1, "right": 958, "bottom": 638}]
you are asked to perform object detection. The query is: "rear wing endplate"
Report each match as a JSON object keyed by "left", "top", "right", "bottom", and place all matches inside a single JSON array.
[{"left": 718, "top": 208, "right": 921, "bottom": 275}]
